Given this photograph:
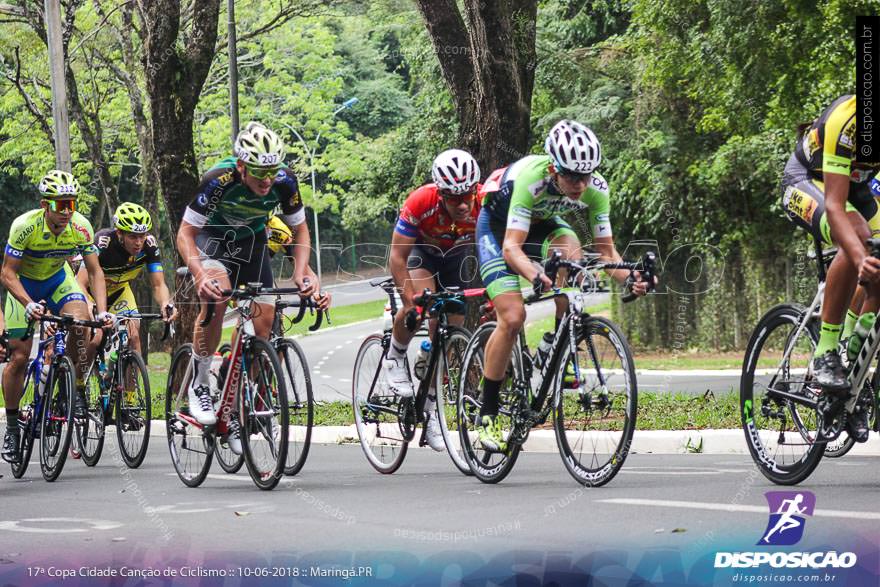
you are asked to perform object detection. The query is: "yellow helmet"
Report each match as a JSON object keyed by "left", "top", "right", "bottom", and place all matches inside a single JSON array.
[{"left": 266, "top": 216, "right": 293, "bottom": 254}]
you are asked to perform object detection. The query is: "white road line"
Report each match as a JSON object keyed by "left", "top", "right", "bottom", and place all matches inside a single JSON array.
[
  {"left": 345, "top": 340, "right": 353, "bottom": 344},
  {"left": 619, "top": 470, "right": 740, "bottom": 476},
  {"left": 595, "top": 498, "right": 880, "bottom": 521},
  {"left": 322, "top": 375, "right": 331, "bottom": 379},
  {"left": 335, "top": 345, "right": 343, "bottom": 350},
  {"left": 339, "top": 378, "right": 352, "bottom": 383}
]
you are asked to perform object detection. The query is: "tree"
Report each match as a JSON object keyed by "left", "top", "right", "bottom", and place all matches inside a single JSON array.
[{"left": 415, "top": 0, "right": 539, "bottom": 171}]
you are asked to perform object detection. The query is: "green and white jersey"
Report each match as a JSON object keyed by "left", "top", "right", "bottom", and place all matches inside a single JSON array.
[{"left": 481, "top": 154, "right": 612, "bottom": 238}]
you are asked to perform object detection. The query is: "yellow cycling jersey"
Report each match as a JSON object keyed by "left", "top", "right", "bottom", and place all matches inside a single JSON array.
[
  {"left": 4, "top": 209, "right": 96, "bottom": 280},
  {"left": 266, "top": 215, "right": 294, "bottom": 254},
  {"left": 796, "top": 95, "right": 880, "bottom": 183}
]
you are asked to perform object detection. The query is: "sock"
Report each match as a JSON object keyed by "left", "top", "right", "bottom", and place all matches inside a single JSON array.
[
  {"left": 815, "top": 322, "right": 842, "bottom": 357},
  {"left": 479, "top": 377, "right": 502, "bottom": 417},
  {"left": 191, "top": 353, "right": 213, "bottom": 387},
  {"left": 842, "top": 309, "right": 859, "bottom": 340},
  {"left": 387, "top": 335, "right": 408, "bottom": 361},
  {"left": 5, "top": 409, "right": 18, "bottom": 430}
]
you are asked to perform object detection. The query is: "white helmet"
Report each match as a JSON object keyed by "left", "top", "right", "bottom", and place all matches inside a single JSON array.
[
  {"left": 544, "top": 120, "right": 601, "bottom": 174},
  {"left": 431, "top": 149, "right": 480, "bottom": 195},
  {"left": 234, "top": 122, "right": 285, "bottom": 167}
]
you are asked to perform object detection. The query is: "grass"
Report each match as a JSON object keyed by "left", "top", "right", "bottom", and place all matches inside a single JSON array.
[
  {"left": 220, "top": 298, "right": 385, "bottom": 341},
  {"left": 523, "top": 301, "right": 611, "bottom": 349}
]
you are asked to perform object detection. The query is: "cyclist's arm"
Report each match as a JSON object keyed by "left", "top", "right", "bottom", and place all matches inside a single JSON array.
[
  {"left": 501, "top": 228, "right": 542, "bottom": 283},
  {"left": 593, "top": 236, "right": 627, "bottom": 284},
  {"left": 389, "top": 230, "right": 417, "bottom": 307},
  {"left": 82, "top": 253, "right": 108, "bottom": 314},
  {"left": 0, "top": 254, "right": 35, "bottom": 308},
  {"left": 289, "top": 220, "right": 314, "bottom": 287},
  {"left": 176, "top": 219, "right": 208, "bottom": 284},
  {"left": 75, "top": 259, "right": 89, "bottom": 293},
  {"left": 148, "top": 269, "right": 173, "bottom": 313}
]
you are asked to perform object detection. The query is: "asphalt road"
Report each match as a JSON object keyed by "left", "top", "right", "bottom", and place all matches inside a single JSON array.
[{"left": 0, "top": 440, "right": 876, "bottom": 578}]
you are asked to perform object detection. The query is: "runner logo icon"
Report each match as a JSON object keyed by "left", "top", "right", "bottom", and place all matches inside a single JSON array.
[{"left": 758, "top": 491, "right": 815, "bottom": 546}]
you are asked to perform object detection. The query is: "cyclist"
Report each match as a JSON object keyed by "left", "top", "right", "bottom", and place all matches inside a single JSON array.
[
  {"left": 176, "top": 122, "right": 329, "bottom": 454},
  {"left": 474, "top": 120, "right": 651, "bottom": 451},
  {"left": 1, "top": 170, "right": 113, "bottom": 462},
  {"left": 76, "top": 202, "right": 176, "bottom": 360},
  {"left": 781, "top": 94, "right": 880, "bottom": 441},
  {"left": 382, "top": 148, "right": 482, "bottom": 451}
]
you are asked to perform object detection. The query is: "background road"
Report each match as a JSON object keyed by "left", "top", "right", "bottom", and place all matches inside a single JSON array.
[{"left": 0, "top": 440, "right": 876, "bottom": 560}]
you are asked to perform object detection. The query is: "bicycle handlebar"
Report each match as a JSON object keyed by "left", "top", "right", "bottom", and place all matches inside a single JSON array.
[
  {"left": 201, "top": 284, "right": 327, "bottom": 332},
  {"left": 529, "top": 251, "right": 658, "bottom": 303}
]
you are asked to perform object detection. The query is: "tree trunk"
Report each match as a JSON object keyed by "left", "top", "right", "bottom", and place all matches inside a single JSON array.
[
  {"left": 141, "top": 0, "right": 221, "bottom": 346},
  {"left": 415, "top": 0, "right": 538, "bottom": 172}
]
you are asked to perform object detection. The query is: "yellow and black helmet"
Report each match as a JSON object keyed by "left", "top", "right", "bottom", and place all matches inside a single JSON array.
[
  {"left": 113, "top": 202, "right": 153, "bottom": 234},
  {"left": 266, "top": 215, "right": 293, "bottom": 254},
  {"left": 38, "top": 170, "right": 81, "bottom": 199}
]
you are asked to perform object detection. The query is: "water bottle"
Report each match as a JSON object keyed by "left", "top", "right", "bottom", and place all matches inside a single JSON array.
[
  {"left": 413, "top": 340, "right": 431, "bottom": 380},
  {"left": 534, "top": 332, "right": 554, "bottom": 368}
]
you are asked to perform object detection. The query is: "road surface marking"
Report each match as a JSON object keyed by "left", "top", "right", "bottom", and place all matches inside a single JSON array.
[
  {"left": 595, "top": 498, "right": 880, "bottom": 520},
  {"left": 0, "top": 518, "right": 122, "bottom": 533}
]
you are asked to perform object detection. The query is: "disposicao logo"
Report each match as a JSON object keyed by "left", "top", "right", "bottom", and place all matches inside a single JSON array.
[
  {"left": 714, "top": 491, "right": 858, "bottom": 570},
  {"left": 758, "top": 491, "right": 815, "bottom": 546}
]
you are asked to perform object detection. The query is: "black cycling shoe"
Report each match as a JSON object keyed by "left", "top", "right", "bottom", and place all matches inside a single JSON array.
[
  {"left": 847, "top": 406, "right": 871, "bottom": 443},
  {"left": 1, "top": 428, "right": 21, "bottom": 464},
  {"left": 74, "top": 389, "right": 88, "bottom": 418},
  {"left": 811, "top": 351, "right": 849, "bottom": 393}
]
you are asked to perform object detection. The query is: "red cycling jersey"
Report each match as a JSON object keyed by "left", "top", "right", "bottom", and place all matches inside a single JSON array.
[{"left": 394, "top": 184, "right": 482, "bottom": 252}]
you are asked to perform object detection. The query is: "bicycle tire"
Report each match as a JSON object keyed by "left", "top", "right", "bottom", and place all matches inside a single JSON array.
[
  {"left": 76, "top": 365, "right": 105, "bottom": 467},
  {"left": 276, "top": 339, "right": 313, "bottom": 476},
  {"left": 40, "top": 355, "right": 75, "bottom": 482},
  {"left": 456, "top": 322, "right": 522, "bottom": 484},
  {"left": 434, "top": 325, "right": 473, "bottom": 475},
  {"left": 10, "top": 369, "right": 38, "bottom": 479},
  {"left": 116, "top": 352, "right": 151, "bottom": 468},
  {"left": 165, "top": 343, "right": 215, "bottom": 488},
  {"left": 554, "top": 316, "right": 636, "bottom": 487},
  {"left": 741, "top": 303, "right": 825, "bottom": 485},
  {"left": 238, "top": 337, "right": 289, "bottom": 490},
  {"left": 352, "top": 334, "right": 408, "bottom": 474},
  {"left": 213, "top": 343, "right": 244, "bottom": 474}
]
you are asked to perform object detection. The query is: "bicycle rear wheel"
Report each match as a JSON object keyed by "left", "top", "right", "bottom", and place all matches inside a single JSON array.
[
  {"left": 435, "top": 326, "right": 473, "bottom": 475},
  {"left": 276, "top": 339, "right": 313, "bottom": 476},
  {"left": 165, "top": 344, "right": 214, "bottom": 487},
  {"left": 741, "top": 303, "right": 824, "bottom": 485},
  {"left": 76, "top": 365, "right": 105, "bottom": 467},
  {"left": 352, "top": 334, "right": 409, "bottom": 474},
  {"left": 239, "top": 337, "right": 289, "bottom": 490},
  {"left": 213, "top": 343, "right": 243, "bottom": 474},
  {"left": 40, "top": 356, "right": 75, "bottom": 482},
  {"left": 10, "top": 369, "right": 38, "bottom": 479},
  {"left": 555, "top": 316, "right": 636, "bottom": 487},
  {"left": 456, "top": 322, "right": 522, "bottom": 484},
  {"left": 116, "top": 352, "right": 151, "bottom": 468}
]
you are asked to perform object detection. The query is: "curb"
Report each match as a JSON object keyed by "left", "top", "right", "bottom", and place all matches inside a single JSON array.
[{"left": 16, "top": 420, "right": 874, "bottom": 456}]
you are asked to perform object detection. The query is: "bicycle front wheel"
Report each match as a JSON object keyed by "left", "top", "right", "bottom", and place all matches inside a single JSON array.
[
  {"left": 213, "top": 343, "right": 243, "bottom": 474},
  {"left": 40, "top": 356, "right": 76, "bottom": 482},
  {"left": 352, "top": 334, "right": 409, "bottom": 474},
  {"left": 165, "top": 344, "right": 215, "bottom": 487},
  {"left": 276, "top": 339, "right": 313, "bottom": 476},
  {"left": 435, "top": 326, "right": 473, "bottom": 475},
  {"left": 239, "top": 337, "right": 289, "bottom": 490},
  {"left": 10, "top": 369, "right": 38, "bottom": 479},
  {"left": 554, "top": 316, "right": 636, "bottom": 487},
  {"left": 116, "top": 352, "right": 151, "bottom": 468},
  {"left": 741, "top": 303, "right": 824, "bottom": 485},
  {"left": 456, "top": 322, "right": 522, "bottom": 484},
  {"left": 76, "top": 364, "right": 105, "bottom": 467}
]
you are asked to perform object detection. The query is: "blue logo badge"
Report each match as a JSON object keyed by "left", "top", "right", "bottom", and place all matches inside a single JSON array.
[{"left": 758, "top": 491, "right": 816, "bottom": 546}]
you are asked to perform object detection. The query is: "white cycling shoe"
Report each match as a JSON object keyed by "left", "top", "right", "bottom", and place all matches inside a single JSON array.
[
  {"left": 425, "top": 413, "right": 446, "bottom": 452},
  {"left": 382, "top": 356, "right": 414, "bottom": 398},
  {"left": 187, "top": 384, "right": 217, "bottom": 426}
]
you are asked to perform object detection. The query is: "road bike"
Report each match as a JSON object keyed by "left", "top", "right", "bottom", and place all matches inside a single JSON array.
[
  {"left": 741, "top": 239, "right": 880, "bottom": 484},
  {"left": 456, "top": 251, "right": 655, "bottom": 486},
  {"left": 352, "top": 277, "right": 479, "bottom": 474},
  {"left": 5, "top": 312, "right": 104, "bottom": 481},
  {"left": 166, "top": 282, "right": 305, "bottom": 490},
  {"left": 75, "top": 311, "right": 171, "bottom": 468}
]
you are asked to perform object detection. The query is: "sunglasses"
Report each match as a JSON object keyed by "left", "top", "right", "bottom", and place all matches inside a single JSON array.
[
  {"left": 46, "top": 199, "right": 77, "bottom": 213},
  {"left": 558, "top": 169, "right": 591, "bottom": 182},
  {"left": 440, "top": 187, "right": 476, "bottom": 201},
  {"left": 245, "top": 165, "right": 280, "bottom": 180}
]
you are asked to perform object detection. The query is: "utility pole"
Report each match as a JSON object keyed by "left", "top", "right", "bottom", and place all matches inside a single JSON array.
[
  {"left": 227, "top": 0, "right": 240, "bottom": 142},
  {"left": 44, "top": 0, "right": 71, "bottom": 171}
]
